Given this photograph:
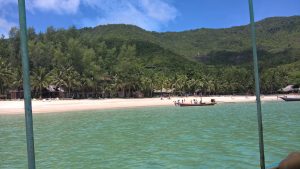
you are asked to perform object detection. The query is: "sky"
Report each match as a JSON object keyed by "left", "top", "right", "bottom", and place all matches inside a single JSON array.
[{"left": 0, "top": 0, "right": 299, "bottom": 37}]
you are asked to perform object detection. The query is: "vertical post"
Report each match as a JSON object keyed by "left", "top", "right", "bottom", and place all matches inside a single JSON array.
[
  {"left": 18, "top": 0, "right": 36, "bottom": 169},
  {"left": 248, "top": 0, "right": 265, "bottom": 169}
]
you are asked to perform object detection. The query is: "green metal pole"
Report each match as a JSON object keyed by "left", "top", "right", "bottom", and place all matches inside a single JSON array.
[
  {"left": 248, "top": 0, "right": 265, "bottom": 169},
  {"left": 18, "top": 0, "right": 36, "bottom": 169}
]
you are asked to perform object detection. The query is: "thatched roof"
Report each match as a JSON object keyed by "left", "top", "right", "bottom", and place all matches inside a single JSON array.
[
  {"left": 153, "top": 88, "right": 174, "bottom": 93},
  {"left": 47, "top": 85, "right": 64, "bottom": 92},
  {"left": 279, "top": 85, "right": 299, "bottom": 92}
]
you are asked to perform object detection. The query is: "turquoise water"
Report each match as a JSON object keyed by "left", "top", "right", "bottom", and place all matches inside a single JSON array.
[{"left": 1, "top": 102, "right": 300, "bottom": 169}]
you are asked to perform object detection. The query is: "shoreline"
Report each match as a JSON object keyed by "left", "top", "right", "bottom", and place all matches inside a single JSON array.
[{"left": 0, "top": 95, "right": 285, "bottom": 115}]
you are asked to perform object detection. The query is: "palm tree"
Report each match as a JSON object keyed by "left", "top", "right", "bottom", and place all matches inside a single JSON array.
[
  {"left": 186, "top": 78, "right": 197, "bottom": 94},
  {"left": 154, "top": 73, "right": 170, "bottom": 97},
  {"left": 140, "top": 76, "right": 154, "bottom": 97},
  {"left": 206, "top": 79, "right": 215, "bottom": 95},
  {"left": 49, "top": 68, "right": 67, "bottom": 88},
  {"left": 64, "top": 67, "right": 80, "bottom": 96},
  {"left": 31, "top": 67, "right": 51, "bottom": 98},
  {"left": 195, "top": 78, "right": 204, "bottom": 95},
  {"left": 11, "top": 68, "right": 23, "bottom": 90},
  {"left": 0, "top": 59, "right": 12, "bottom": 94},
  {"left": 111, "top": 74, "right": 126, "bottom": 97},
  {"left": 0, "top": 60, "right": 11, "bottom": 80},
  {"left": 49, "top": 66, "right": 80, "bottom": 98},
  {"left": 173, "top": 74, "right": 188, "bottom": 95}
]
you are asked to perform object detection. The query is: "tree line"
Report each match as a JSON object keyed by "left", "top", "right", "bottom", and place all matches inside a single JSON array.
[{"left": 0, "top": 26, "right": 292, "bottom": 99}]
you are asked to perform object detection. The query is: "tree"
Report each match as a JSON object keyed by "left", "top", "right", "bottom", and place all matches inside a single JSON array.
[
  {"left": 0, "top": 58, "right": 12, "bottom": 94},
  {"left": 11, "top": 68, "right": 23, "bottom": 91},
  {"left": 49, "top": 66, "right": 80, "bottom": 98},
  {"left": 186, "top": 78, "right": 197, "bottom": 94},
  {"left": 29, "top": 41, "right": 54, "bottom": 68},
  {"left": 66, "top": 38, "right": 83, "bottom": 72},
  {"left": 140, "top": 75, "right": 154, "bottom": 97},
  {"left": 261, "top": 67, "right": 288, "bottom": 94},
  {"left": 114, "top": 44, "right": 141, "bottom": 97},
  {"left": 82, "top": 47, "right": 103, "bottom": 93},
  {"left": 8, "top": 27, "right": 21, "bottom": 66},
  {"left": 31, "top": 67, "right": 51, "bottom": 98},
  {"left": 0, "top": 17, "right": 300, "bottom": 99},
  {"left": 173, "top": 74, "right": 188, "bottom": 95},
  {"left": 28, "top": 27, "right": 36, "bottom": 41}
]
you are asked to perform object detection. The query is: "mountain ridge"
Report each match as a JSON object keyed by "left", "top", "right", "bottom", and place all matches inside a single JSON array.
[{"left": 79, "top": 15, "right": 300, "bottom": 66}]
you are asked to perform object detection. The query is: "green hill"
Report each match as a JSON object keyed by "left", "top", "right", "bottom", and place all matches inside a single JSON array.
[{"left": 80, "top": 16, "right": 300, "bottom": 67}]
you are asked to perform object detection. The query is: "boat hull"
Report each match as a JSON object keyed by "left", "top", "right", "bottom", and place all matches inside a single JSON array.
[
  {"left": 179, "top": 103, "right": 216, "bottom": 107},
  {"left": 280, "top": 97, "right": 300, "bottom": 101}
]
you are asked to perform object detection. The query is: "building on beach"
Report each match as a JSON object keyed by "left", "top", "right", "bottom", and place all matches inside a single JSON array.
[{"left": 278, "top": 85, "right": 300, "bottom": 93}]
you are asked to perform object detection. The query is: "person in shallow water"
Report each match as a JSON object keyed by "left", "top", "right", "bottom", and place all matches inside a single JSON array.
[{"left": 271, "top": 152, "right": 300, "bottom": 169}]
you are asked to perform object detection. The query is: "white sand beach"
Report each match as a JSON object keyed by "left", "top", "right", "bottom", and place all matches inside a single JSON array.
[{"left": 0, "top": 95, "right": 284, "bottom": 115}]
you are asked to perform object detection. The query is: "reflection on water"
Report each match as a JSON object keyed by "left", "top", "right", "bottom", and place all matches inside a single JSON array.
[{"left": 1, "top": 102, "right": 300, "bottom": 168}]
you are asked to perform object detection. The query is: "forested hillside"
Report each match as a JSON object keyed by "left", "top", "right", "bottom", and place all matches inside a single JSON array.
[
  {"left": 0, "top": 16, "right": 299, "bottom": 98},
  {"left": 81, "top": 16, "right": 300, "bottom": 66}
]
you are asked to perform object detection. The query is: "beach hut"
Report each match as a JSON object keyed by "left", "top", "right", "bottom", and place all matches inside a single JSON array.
[
  {"left": 153, "top": 88, "right": 174, "bottom": 97},
  {"left": 0, "top": 94, "right": 7, "bottom": 100},
  {"left": 9, "top": 90, "right": 24, "bottom": 99},
  {"left": 278, "top": 85, "right": 299, "bottom": 93},
  {"left": 46, "top": 85, "right": 65, "bottom": 98},
  {"left": 133, "top": 91, "right": 144, "bottom": 98}
]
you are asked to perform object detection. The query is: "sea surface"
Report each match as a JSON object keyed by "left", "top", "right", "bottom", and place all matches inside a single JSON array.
[{"left": 1, "top": 102, "right": 300, "bottom": 169}]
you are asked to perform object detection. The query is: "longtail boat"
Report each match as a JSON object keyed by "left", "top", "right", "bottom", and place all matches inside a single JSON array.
[
  {"left": 179, "top": 102, "right": 216, "bottom": 107},
  {"left": 280, "top": 96, "right": 300, "bottom": 102}
]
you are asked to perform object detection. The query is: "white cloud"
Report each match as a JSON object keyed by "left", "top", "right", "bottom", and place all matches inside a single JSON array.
[
  {"left": 81, "top": 0, "right": 178, "bottom": 31},
  {"left": 0, "top": 0, "right": 82, "bottom": 37},
  {"left": 0, "top": 0, "right": 17, "bottom": 7},
  {"left": 0, "top": 17, "right": 17, "bottom": 37},
  {"left": 27, "top": 0, "right": 81, "bottom": 14},
  {"left": 0, "top": 0, "right": 179, "bottom": 36},
  {"left": 140, "top": 0, "right": 177, "bottom": 22},
  {"left": 0, "top": 0, "right": 18, "bottom": 37}
]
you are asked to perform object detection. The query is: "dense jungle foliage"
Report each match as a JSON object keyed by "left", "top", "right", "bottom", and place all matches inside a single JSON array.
[{"left": 0, "top": 16, "right": 299, "bottom": 98}]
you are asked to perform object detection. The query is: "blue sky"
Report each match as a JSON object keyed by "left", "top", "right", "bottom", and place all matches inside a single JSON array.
[{"left": 0, "top": 0, "right": 299, "bottom": 36}]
